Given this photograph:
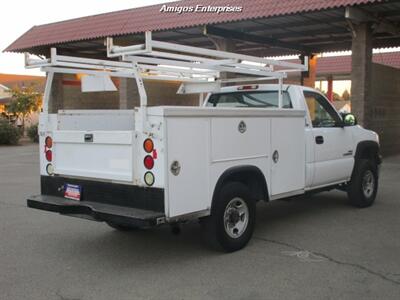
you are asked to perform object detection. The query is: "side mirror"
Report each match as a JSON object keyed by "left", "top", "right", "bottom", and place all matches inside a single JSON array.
[{"left": 342, "top": 113, "right": 357, "bottom": 126}]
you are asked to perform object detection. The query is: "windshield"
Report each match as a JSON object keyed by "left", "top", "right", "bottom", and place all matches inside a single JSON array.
[{"left": 206, "top": 91, "right": 292, "bottom": 108}]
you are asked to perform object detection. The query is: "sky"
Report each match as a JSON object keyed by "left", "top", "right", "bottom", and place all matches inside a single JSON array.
[{"left": 0, "top": 0, "right": 176, "bottom": 76}]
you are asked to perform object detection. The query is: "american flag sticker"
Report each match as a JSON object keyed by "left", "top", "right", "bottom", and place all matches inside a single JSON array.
[{"left": 64, "top": 184, "right": 82, "bottom": 201}]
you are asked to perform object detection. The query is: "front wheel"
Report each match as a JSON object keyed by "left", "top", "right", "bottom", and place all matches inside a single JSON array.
[
  {"left": 347, "top": 159, "right": 378, "bottom": 208},
  {"left": 202, "top": 182, "right": 256, "bottom": 252}
]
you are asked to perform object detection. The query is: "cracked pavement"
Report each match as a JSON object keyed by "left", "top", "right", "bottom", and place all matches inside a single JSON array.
[{"left": 0, "top": 144, "right": 399, "bottom": 300}]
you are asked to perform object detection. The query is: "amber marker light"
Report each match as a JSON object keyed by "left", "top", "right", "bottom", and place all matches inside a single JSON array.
[
  {"left": 143, "top": 138, "right": 154, "bottom": 153},
  {"left": 45, "top": 136, "right": 53, "bottom": 148}
]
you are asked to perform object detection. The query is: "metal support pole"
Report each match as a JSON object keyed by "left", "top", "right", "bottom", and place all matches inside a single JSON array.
[
  {"left": 327, "top": 76, "right": 334, "bottom": 102},
  {"left": 42, "top": 71, "right": 54, "bottom": 113},
  {"left": 278, "top": 77, "right": 283, "bottom": 108},
  {"left": 131, "top": 62, "right": 148, "bottom": 130},
  {"left": 199, "top": 93, "right": 205, "bottom": 106},
  {"left": 132, "top": 63, "right": 147, "bottom": 107}
]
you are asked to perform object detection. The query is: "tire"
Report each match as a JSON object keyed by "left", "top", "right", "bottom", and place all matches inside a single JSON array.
[
  {"left": 347, "top": 159, "right": 378, "bottom": 208},
  {"left": 202, "top": 182, "right": 256, "bottom": 252},
  {"left": 106, "top": 221, "right": 138, "bottom": 231}
]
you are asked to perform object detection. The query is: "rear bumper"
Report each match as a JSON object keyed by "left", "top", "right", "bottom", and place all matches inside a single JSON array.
[
  {"left": 40, "top": 175, "right": 165, "bottom": 212},
  {"left": 27, "top": 195, "right": 166, "bottom": 227}
]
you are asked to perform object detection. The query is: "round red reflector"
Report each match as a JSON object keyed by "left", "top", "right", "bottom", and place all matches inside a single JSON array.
[
  {"left": 143, "top": 139, "right": 154, "bottom": 153},
  {"left": 45, "top": 150, "right": 52, "bottom": 162},
  {"left": 45, "top": 136, "right": 53, "bottom": 148},
  {"left": 144, "top": 155, "right": 154, "bottom": 169}
]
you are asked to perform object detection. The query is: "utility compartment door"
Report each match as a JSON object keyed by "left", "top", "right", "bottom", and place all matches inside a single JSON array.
[
  {"left": 270, "top": 117, "right": 305, "bottom": 196},
  {"left": 165, "top": 118, "right": 210, "bottom": 218},
  {"left": 53, "top": 130, "right": 134, "bottom": 182}
]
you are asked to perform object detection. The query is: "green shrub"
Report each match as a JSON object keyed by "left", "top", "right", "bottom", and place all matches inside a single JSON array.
[
  {"left": 27, "top": 123, "right": 39, "bottom": 143},
  {"left": 0, "top": 120, "right": 21, "bottom": 145}
]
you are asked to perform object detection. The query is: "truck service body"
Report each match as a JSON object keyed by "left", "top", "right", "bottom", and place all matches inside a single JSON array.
[{"left": 26, "top": 33, "right": 381, "bottom": 251}]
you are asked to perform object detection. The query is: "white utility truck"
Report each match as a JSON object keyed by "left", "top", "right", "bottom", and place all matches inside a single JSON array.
[{"left": 26, "top": 32, "right": 381, "bottom": 252}]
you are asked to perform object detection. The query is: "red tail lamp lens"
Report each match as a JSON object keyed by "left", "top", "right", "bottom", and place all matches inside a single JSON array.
[
  {"left": 144, "top": 155, "right": 154, "bottom": 170},
  {"left": 45, "top": 150, "right": 52, "bottom": 162},
  {"left": 143, "top": 139, "right": 154, "bottom": 153},
  {"left": 45, "top": 136, "right": 53, "bottom": 148},
  {"left": 237, "top": 85, "right": 259, "bottom": 90}
]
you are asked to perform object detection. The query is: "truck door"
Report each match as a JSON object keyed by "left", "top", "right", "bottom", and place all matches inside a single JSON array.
[{"left": 304, "top": 91, "right": 354, "bottom": 187}]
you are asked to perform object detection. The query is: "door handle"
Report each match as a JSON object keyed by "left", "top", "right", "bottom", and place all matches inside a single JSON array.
[
  {"left": 272, "top": 150, "right": 279, "bottom": 163},
  {"left": 84, "top": 133, "right": 93, "bottom": 143},
  {"left": 315, "top": 136, "right": 324, "bottom": 144}
]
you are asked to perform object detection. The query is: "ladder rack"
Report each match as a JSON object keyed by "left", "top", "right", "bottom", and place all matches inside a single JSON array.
[{"left": 106, "top": 32, "right": 308, "bottom": 84}]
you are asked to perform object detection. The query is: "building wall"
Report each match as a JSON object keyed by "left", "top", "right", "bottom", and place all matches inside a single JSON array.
[
  {"left": 0, "top": 85, "right": 10, "bottom": 98},
  {"left": 49, "top": 75, "right": 198, "bottom": 113},
  {"left": 0, "top": 86, "right": 10, "bottom": 113},
  {"left": 369, "top": 63, "right": 400, "bottom": 156},
  {"left": 49, "top": 74, "right": 120, "bottom": 112},
  {"left": 120, "top": 78, "right": 199, "bottom": 108}
]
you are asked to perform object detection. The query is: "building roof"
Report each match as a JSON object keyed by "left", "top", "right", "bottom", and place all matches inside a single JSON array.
[
  {"left": 5, "top": 0, "right": 386, "bottom": 54},
  {"left": 317, "top": 51, "right": 400, "bottom": 76},
  {"left": 281, "top": 51, "right": 400, "bottom": 78},
  {"left": 0, "top": 74, "right": 45, "bottom": 91}
]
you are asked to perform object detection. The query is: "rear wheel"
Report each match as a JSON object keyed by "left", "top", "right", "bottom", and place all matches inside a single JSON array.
[
  {"left": 202, "top": 182, "right": 256, "bottom": 252},
  {"left": 347, "top": 159, "right": 378, "bottom": 208}
]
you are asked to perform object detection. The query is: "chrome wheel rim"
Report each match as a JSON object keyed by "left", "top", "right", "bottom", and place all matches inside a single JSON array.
[
  {"left": 362, "top": 170, "right": 375, "bottom": 198},
  {"left": 223, "top": 197, "right": 249, "bottom": 239}
]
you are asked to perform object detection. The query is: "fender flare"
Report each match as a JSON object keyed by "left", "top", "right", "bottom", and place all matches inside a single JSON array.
[
  {"left": 211, "top": 165, "right": 269, "bottom": 209},
  {"left": 354, "top": 141, "right": 381, "bottom": 164}
]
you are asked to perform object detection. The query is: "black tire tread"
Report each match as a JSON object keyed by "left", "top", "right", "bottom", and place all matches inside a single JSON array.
[
  {"left": 347, "top": 159, "right": 378, "bottom": 208},
  {"left": 202, "top": 182, "right": 256, "bottom": 252}
]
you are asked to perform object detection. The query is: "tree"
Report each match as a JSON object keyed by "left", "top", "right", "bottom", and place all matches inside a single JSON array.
[
  {"left": 342, "top": 89, "right": 350, "bottom": 101},
  {"left": 6, "top": 85, "right": 42, "bottom": 132},
  {"left": 333, "top": 92, "right": 342, "bottom": 101}
]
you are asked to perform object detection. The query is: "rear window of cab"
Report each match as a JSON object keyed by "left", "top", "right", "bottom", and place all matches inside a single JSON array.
[{"left": 206, "top": 91, "right": 292, "bottom": 108}]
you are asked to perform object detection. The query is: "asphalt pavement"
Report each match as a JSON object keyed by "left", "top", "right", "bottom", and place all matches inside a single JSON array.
[{"left": 0, "top": 144, "right": 399, "bottom": 300}]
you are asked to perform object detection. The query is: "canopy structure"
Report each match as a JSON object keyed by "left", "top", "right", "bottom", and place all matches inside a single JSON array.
[{"left": 5, "top": 0, "right": 400, "bottom": 58}]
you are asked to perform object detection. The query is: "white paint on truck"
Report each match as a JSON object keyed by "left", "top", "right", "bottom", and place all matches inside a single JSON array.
[{"left": 37, "top": 84, "right": 380, "bottom": 219}]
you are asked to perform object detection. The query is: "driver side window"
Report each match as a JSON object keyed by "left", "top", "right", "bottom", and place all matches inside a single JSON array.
[{"left": 304, "top": 91, "right": 341, "bottom": 128}]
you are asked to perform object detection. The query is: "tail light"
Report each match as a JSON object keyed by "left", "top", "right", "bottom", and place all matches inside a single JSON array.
[
  {"left": 46, "top": 163, "right": 54, "bottom": 175},
  {"left": 143, "top": 138, "right": 154, "bottom": 153},
  {"left": 237, "top": 85, "right": 258, "bottom": 90},
  {"left": 143, "top": 138, "right": 155, "bottom": 185},
  {"left": 144, "top": 172, "right": 155, "bottom": 186},
  {"left": 45, "top": 150, "right": 52, "bottom": 162},
  {"left": 45, "top": 136, "right": 53, "bottom": 148},
  {"left": 144, "top": 155, "right": 154, "bottom": 170}
]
